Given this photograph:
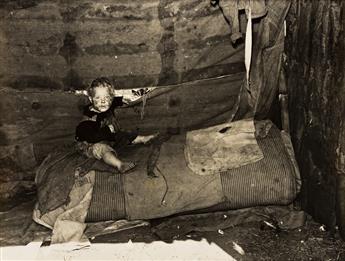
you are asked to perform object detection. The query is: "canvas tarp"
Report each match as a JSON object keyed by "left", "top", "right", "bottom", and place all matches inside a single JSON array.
[{"left": 246, "top": 0, "right": 291, "bottom": 118}]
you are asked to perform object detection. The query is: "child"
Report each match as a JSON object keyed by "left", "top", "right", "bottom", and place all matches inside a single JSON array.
[{"left": 75, "top": 77, "right": 156, "bottom": 174}]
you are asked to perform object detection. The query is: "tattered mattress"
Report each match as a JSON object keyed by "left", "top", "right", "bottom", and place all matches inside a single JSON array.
[{"left": 34, "top": 120, "right": 300, "bottom": 232}]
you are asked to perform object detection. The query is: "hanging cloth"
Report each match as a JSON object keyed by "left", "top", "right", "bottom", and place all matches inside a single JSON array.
[{"left": 244, "top": 3, "right": 252, "bottom": 87}]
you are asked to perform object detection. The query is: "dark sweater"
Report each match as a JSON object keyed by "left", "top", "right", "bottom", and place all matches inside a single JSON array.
[{"left": 75, "top": 97, "right": 123, "bottom": 143}]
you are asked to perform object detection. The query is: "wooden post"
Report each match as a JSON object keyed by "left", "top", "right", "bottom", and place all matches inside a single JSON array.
[
  {"left": 336, "top": 113, "right": 345, "bottom": 240},
  {"left": 279, "top": 59, "right": 290, "bottom": 134}
]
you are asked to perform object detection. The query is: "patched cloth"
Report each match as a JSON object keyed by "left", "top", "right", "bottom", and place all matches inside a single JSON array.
[
  {"left": 184, "top": 118, "right": 263, "bottom": 176},
  {"left": 124, "top": 135, "right": 224, "bottom": 220},
  {"left": 35, "top": 146, "right": 117, "bottom": 215}
]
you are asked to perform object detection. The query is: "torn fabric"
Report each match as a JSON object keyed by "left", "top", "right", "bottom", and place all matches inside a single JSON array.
[{"left": 184, "top": 118, "right": 263, "bottom": 175}]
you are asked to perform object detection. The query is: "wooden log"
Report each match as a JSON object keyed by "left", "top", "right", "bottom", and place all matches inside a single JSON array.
[
  {"left": 0, "top": 0, "right": 245, "bottom": 90},
  {"left": 0, "top": 89, "right": 85, "bottom": 145},
  {"left": 0, "top": 72, "right": 243, "bottom": 162},
  {"left": 286, "top": 0, "right": 345, "bottom": 230}
]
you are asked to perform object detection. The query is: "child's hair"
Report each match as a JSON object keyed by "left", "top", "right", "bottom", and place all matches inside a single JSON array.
[{"left": 87, "top": 77, "right": 114, "bottom": 97}]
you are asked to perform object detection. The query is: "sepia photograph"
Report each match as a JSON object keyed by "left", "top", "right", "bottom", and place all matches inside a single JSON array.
[{"left": 0, "top": 0, "right": 344, "bottom": 260}]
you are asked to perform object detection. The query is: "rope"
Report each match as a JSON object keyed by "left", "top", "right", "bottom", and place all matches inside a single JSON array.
[
  {"left": 155, "top": 166, "right": 169, "bottom": 206},
  {"left": 140, "top": 91, "right": 148, "bottom": 120},
  {"left": 0, "top": 72, "right": 245, "bottom": 95}
]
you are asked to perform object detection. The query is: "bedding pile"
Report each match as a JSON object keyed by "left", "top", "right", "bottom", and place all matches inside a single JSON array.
[{"left": 33, "top": 119, "right": 301, "bottom": 243}]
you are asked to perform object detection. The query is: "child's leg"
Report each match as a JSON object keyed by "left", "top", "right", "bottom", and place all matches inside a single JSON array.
[
  {"left": 90, "top": 143, "right": 136, "bottom": 174},
  {"left": 102, "top": 151, "right": 122, "bottom": 169},
  {"left": 103, "top": 151, "right": 136, "bottom": 174}
]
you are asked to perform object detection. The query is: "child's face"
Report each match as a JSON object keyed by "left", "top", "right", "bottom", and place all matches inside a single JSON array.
[{"left": 90, "top": 86, "right": 114, "bottom": 112}]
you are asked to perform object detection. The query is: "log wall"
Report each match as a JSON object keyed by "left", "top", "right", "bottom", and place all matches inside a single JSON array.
[
  {"left": 286, "top": 0, "right": 345, "bottom": 230},
  {"left": 0, "top": 0, "right": 245, "bottom": 199},
  {"left": 0, "top": 0, "right": 244, "bottom": 90}
]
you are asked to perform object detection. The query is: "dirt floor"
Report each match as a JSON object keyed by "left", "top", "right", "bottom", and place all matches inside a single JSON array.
[{"left": 1, "top": 195, "right": 345, "bottom": 260}]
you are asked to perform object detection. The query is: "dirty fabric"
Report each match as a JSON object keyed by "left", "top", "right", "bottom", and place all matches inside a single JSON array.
[
  {"left": 255, "top": 119, "right": 273, "bottom": 138},
  {"left": 185, "top": 118, "right": 263, "bottom": 176},
  {"left": 219, "top": 124, "right": 298, "bottom": 208},
  {"left": 35, "top": 148, "right": 82, "bottom": 215},
  {"left": 247, "top": 0, "right": 291, "bottom": 118},
  {"left": 238, "top": 0, "right": 267, "bottom": 19},
  {"left": 124, "top": 134, "right": 224, "bottom": 220},
  {"left": 51, "top": 220, "right": 88, "bottom": 243},
  {"left": 222, "top": 0, "right": 267, "bottom": 43},
  {"left": 84, "top": 220, "right": 150, "bottom": 239},
  {"left": 152, "top": 206, "right": 305, "bottom": 241},
  {"left": 33, "top": 171, "right": 95, "bottom": 243},
  {"left": 280, "top": 130, "right": 302, "bottom": 193},
  {"left": 35, "top": 145, "right": 118, "bottom": 214},
  {"left": 34, "top": 120, "right": 300, "bottom": 234},
  {"left": 86, "top": 171, "right": 126, "bottom": 222},
  {"left": 123, "top": 122, "right": 299, "bottom": 220},
  {"left": 75, "top": 121, "right": 299, "bottom": 222}
]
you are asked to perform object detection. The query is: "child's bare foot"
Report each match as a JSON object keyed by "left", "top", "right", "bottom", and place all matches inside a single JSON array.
[{"left": 119, "top": 161, "right": 136, "bottom": 174}]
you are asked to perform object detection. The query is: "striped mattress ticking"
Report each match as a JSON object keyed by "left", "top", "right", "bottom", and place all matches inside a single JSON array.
[
  {"left": 219, "top": 125, "right": 297, "bottom": 209},
  {"left": 86, "top": 125, "right": 298, "bottom": 221},
  {"left": 86, "top": 171, "right": 126, "bottom": 222}
]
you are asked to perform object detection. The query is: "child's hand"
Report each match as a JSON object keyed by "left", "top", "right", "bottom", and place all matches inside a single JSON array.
[
  {"left": 122, "top": 97, "right": 131, "bottom": 105},
  {"left": 108, "top": 124, "right": 115, "bottom": 133},
  {"left": 121, "top": 97, "right": 134, "bottom": 107}
]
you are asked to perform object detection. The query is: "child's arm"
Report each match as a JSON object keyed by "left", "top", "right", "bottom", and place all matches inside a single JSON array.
[{"left": 113, "top": 95, "right": 134, "bottom": 107}]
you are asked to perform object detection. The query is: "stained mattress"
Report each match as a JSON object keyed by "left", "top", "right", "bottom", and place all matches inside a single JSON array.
[{"left": 85, "top": 124, "right": 300, "bottom": 221}]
